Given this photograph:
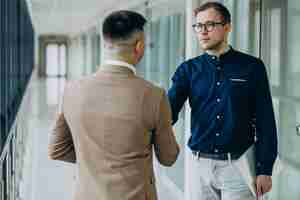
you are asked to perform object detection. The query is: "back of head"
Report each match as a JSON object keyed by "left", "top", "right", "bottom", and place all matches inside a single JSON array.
[{"left": 102, "top": 10, "right": 147, "bottom": 49}]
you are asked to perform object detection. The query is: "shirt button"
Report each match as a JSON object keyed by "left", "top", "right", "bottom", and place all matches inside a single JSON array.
[
  {"left": 212, "top": 56, "right": 216, "bottom": 60},
  {"left": 217, "top": 98, "right": 221, "bottom": 103},
  {"left": 217, "top": 115, "right": 221, "bottom": 119},
  {"left": 214, "top": 149, "right": 219, "bottom": 153},
  {"left": 216, "top": 81, "right": 221, "bottom": 86}
]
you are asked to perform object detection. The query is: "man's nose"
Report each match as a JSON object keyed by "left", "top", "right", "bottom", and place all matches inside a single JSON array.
[
  {"left": 200, "top": 31, "right": 208, "bottom": 36},
  {"left": 200, "top": 24, "right": 209, "bottom": 33}
]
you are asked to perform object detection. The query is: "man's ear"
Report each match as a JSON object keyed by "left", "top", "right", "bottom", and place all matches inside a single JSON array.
[
  {"left": 135, "top": 40, "right": 144, "bottom": 54},
  {"left": 224, "top": 23, "right": 232, "bottom": 33}
]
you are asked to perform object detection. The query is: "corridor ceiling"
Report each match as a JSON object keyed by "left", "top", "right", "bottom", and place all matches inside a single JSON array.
[{"left": 28, "top": 0, "right": 142, "bottom": 36}]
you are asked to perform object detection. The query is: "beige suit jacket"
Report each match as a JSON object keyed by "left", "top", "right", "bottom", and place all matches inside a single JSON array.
[{"left": 48, "top": 64, "right": 180, "bottom": 200}]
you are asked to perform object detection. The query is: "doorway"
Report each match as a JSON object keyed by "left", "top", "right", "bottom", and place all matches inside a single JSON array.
[{"left": 46, "top": 43, "right": 66, "bottom": 77}]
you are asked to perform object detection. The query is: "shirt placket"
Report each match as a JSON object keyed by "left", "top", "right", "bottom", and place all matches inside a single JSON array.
[{"left": 212, "top": 56, "right": 224, "bottom": 154}]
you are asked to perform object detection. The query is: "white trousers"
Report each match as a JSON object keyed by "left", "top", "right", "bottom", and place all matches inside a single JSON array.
[{"left": 190, "top": 154, "right": 256, "bottom": 200}]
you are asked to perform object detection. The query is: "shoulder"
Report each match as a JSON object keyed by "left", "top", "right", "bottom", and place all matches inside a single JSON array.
[
  {"left": 62, "top": 75, "right": 97, "bottom": 98},
  {"left": 182, "top": 54, "right": 207, "bottom": 68},
  {"left": 63, "top": 77, "right": 85, "bottom": 91},
  {"left": 136, "top": 78, "right": 166, "bottom": 122},
  {"left": 230, "top": 50, "right": 268, "bottom": 81},
  {"left": 232, "top": 49, "right": 264, "bottom": 66},
  {"left": 173, "top": 54, "right": 207, "bottom": 77},
  {"left": 135, "top": 77, "right": 165, "bottom": 98}
]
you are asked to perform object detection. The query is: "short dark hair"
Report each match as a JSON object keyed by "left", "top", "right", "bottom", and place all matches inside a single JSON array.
[
  {"left": 194, "top": 2, "right": 231, "bottom": 24},
  {"left": 102, "top": 10, "right": 147, "bottom": 41}
]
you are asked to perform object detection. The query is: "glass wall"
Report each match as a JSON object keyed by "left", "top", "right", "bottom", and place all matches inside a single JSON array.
[
  {"left": 67, "top": 29, "right": 101, "bottom": 79},
  {"left": 223, "top": 0, "right": 260, "bottom": 56},
  {"left": 90, "top": 30, "right": 101, "bottom": 73},
  {"left": 260, "top": 0, "right": 300, "bottom": 199},
  {"left": 134, "top": 0, "right": 186, "bottom": 197},
  {"left": 68, "top": 36, "right": 85, "bottom": 79},
  {"left": 84, "top": 29, "right": 101, "bottom": 74}
]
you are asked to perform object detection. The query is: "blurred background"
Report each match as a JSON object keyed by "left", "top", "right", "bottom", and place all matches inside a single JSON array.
[{"left": 1, "top": 0, "right": 300, "bottom": 199}]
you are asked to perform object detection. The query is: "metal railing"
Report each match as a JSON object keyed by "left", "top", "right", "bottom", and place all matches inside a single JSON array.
[{"left": 0, "top": 0, "right": 35, "bottom": 199}]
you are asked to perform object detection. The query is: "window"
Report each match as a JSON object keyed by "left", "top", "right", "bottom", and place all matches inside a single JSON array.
[{"left": 46, "top": 44, "right": 67, "bottom": 77}]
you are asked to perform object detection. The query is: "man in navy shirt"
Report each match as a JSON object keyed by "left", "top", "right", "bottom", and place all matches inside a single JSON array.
[{"left": 168, "top": 2, "right": 277, "bottom": 200}]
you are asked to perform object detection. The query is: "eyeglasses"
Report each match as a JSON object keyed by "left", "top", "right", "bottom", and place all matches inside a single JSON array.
[{"left": 192, "top": 21, "right": 226, "bottom": 33}]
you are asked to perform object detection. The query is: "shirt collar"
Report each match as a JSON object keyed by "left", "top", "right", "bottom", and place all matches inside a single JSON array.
[
  {"left": 103, "top": 60, "right": 137, "bottom": 75},
  {"left": 206, "top": 45, "right": 231, "bottom": 58}
]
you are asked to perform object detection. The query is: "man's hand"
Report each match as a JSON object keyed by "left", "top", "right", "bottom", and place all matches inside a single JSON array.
[{"left": 256, "top": 175, "right": 272, "bottom": 197}]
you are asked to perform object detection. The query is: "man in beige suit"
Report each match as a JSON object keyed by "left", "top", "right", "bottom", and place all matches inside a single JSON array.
[{"left": 48, "top": 10, "right": 179, "bottom": 200}]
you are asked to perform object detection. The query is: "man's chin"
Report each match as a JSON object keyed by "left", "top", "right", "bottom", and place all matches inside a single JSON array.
[
  {"left": 200, "top": 45, "right": 211, "bottom": 51},
  {"left": 201, "top": 44, "right": 220, "bottom": 51}
]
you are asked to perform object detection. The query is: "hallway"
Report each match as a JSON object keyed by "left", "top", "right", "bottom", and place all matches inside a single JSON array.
[
  {"left": 25, "top": 75, "right": 75, "bottom": 200},
  {"left": 1, "top": 0, "right": 300, "bottom": 199}
]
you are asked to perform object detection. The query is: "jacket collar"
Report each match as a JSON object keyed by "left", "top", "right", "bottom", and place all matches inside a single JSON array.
[{"left": 101, "top": 60, "right": 136, "bottom": 75}]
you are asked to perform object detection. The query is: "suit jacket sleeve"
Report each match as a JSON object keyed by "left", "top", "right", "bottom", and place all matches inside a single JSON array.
[
  {"left": 48, "top": 85, "right": 76, "bottom": 163},
  {"left": 153, "top": 90, "right": 180, "bottom": 167}
]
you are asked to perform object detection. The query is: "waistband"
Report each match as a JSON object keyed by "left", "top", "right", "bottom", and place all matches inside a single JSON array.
[{"left": 192, "top": 151, "right": 241, "bottom": 161}]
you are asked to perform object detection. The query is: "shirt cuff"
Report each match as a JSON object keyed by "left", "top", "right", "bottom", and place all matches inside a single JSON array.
[{"left": 256, "top": 162, "right": 273, "bottom": 176}]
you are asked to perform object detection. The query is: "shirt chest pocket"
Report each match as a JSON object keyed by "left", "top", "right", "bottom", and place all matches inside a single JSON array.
[{"left": 229, "top": 76, "right": 250, "bottom": 98}]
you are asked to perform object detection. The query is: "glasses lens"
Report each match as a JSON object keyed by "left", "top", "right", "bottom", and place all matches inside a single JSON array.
[
  {"left": 193, "top": 23, "right": 202, "bottom": 32},
  {"left": 206, "top": 23, "right": 214, "bottom": 32}
]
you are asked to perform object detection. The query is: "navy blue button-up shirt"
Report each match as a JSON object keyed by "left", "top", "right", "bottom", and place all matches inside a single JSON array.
[{"left": 168, "top": 48, "right": 278, "bottom": 175}]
